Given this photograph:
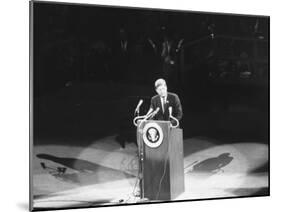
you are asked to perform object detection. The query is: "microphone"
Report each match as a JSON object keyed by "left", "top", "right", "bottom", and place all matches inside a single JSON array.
[
  {"left": 169, "top": 107, "right": 172, "bottom": 117},
  {"left": 145, "top": 108, "right": 153, "bottom": 117},
  {"left": 137, "top": 107, "right": 158, "bottom": 128},
  {"left": 150, "top": 107, "right": 160, "bottom": 119},
  {"left": 168, "top": 106, "right": 179, "bottom": 128},
  {"left": 155, "top": 107, "right": 160, "bottom": 114},
  {"left": 135, "top": 99, "right": 143, "bottom": 114}
]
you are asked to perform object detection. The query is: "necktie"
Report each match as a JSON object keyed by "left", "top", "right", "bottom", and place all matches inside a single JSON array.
[{"left": 162, "top": 97, "right": 165, "bottom": 113}]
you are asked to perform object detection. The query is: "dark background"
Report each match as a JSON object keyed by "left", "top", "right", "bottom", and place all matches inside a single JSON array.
[{"left": 33, "top": 2, "right": 269, "bottom": 147}]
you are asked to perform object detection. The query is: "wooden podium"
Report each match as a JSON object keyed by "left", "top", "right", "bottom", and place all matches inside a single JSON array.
[{"left": 137, "top": 120, "right": 184, "bottom": 201}]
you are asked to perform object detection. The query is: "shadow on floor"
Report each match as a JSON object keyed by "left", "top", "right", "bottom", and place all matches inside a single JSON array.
[
  {"left": 249, "top": 162, "right": 269, "bottom": 173},
  {"left": 36, "top": 154, "right": 135, "bottom": 185},
  {"left": 187, "top": 153, "right": 234, "bottom": 177},
  {"left": 225, "top": 187, "right": 269, "bottom": 196}
]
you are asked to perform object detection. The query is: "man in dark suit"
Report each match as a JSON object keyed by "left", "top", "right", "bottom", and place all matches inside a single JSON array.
[{"left": 149, "top": 79, "right": 183, "bottom": 124}]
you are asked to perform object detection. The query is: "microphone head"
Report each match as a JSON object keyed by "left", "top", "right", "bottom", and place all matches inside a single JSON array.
[
  {"left": 149, "top": 107, "right": 160, "bottom": 119},
  {"left": 138, "top": 99, "right": 143, "bottom": 106},
  {"left": 135, "top": 99, "right": 144, "bottom": 113}
]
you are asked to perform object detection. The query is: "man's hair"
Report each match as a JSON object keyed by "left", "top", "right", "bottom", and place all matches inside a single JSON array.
[{"left": 155, "top": 78, "right": 167, "bottom": 89}]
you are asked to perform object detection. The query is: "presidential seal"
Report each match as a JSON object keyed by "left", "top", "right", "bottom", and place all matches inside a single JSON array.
[{"left": 142, "top": 122, "right": 164, "bottom": 148}]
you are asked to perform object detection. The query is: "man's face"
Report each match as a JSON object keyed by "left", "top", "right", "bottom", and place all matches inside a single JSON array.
[{"left": 156, "top": 85, "right": 167, "bottom": 97}]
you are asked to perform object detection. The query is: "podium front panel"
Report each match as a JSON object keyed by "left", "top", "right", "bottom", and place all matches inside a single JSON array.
[
  {"left": 143, "top": 121, "right": 170, "bottom": 200},
  {"left": 138, "top": 120, "right": 184, "bottom": 201}
]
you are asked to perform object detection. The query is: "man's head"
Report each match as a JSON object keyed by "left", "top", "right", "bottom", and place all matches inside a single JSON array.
[{"left": 155, "top": 78, "right": 167, "bottom": 97}]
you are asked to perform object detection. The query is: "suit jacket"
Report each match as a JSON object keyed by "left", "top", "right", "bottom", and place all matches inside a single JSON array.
[{"left": 150, "top": 92, "right": 183, "bottom": 121}]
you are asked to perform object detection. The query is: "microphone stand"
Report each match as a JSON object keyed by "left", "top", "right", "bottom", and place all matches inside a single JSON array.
[
  {"left": 138, "top": 129, "right": 144, "bottom": 201},
  {"left": 133, "top": 111, "right": 157, "bottom": 202},
  {"left": 134, "top": 107, "right": 140, "bottom": 117},
  {"left": 168, "top": 107, "right": 179, "bottom": 128},
  {"left": 169, "top": 115, "right": 179, "bottom": 128}
]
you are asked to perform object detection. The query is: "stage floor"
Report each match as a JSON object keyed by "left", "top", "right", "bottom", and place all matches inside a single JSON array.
[{"left": 32, "top": 136, "right": 268, "bottom": 210}]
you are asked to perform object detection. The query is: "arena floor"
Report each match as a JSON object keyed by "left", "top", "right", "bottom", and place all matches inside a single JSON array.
[{"left": 31, "top": 135, "right": 268, "bottom": 210}]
